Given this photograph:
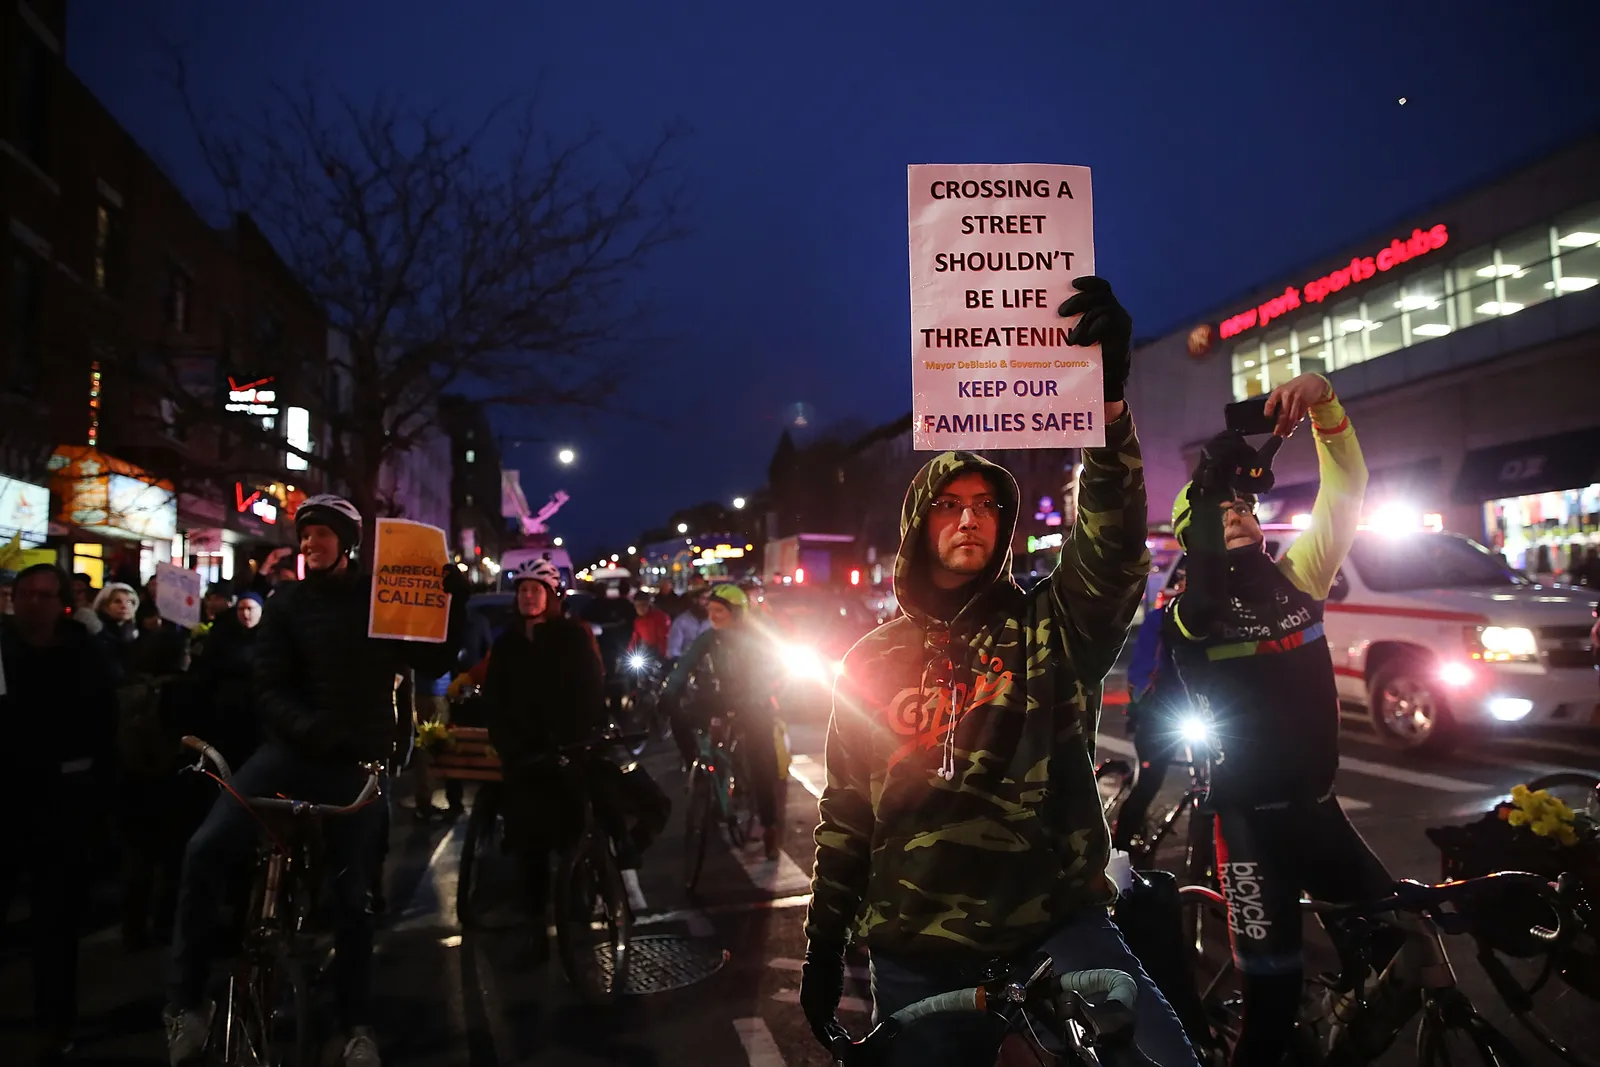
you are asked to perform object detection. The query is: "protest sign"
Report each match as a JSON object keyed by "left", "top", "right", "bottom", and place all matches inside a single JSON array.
[
  {"left": 155, "top": 561, "right": 203, "bottom": 629},
  {"left": 368, "top": 519, "right": 452, "bottom": 643},
  {"left": 908, "top": 164, "right": 1101, "bottom": 450}
]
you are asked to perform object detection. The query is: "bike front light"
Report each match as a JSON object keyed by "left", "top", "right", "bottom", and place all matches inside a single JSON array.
[
  {"left": 627, "top": 652, "right": 649, "bottom": 672},
  {"left": 1178, "top": 715, "right": 1211, "bottom": 747}
]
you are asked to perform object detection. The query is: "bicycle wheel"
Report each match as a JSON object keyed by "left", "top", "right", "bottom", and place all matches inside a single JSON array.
[
  {"left": 1096, "top": 758, "right": 1134, "bottom": 818},
  {"left": 1179, "top": 888, "right": 1242, "bottom": 1060},
  {"left": 1183, "top": 803, "right": 1216, "bottom": 888},
  {"left": 456, "top": 784, "right": 503, "bottom": 927},
  {"left": 219, "top": 944, "right": 309, "bottom": 1067},
  {"left": 684, "top": 772, "right": 713, "bottom": 893},
  {"left": 554, "top": 829, "right": 631, "bottom": 1003},
  {"left": 725, "top": 744, "right": 754, "bottom": 849}
]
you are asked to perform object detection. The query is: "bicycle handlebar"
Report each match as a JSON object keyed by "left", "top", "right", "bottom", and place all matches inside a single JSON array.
[
  {"left": 1182, "top": 870, "right": 1575, "bottom": 944},
  {"left": 830, "top": 967, "right": 1138, "bottom": 1065},
  {"left": 180, "top": 735, "right": 382, "bottom": 817}
]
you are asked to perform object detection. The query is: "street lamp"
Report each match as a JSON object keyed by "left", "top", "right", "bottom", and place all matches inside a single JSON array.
[
  {"left": 611, "top": 554, "right": 619, "bottom": 562},
  {"left": 553, "top": 537, "right": 563, "bottom": 547},
  {"left": 676, "top": 522, "right": 688, "bottom": 534},
  {"left": 733, "top": 496, "right": 747, "bottom": 510},
  {"left": 557, "top": 447, "right": 576, "bottom": 465},
  {"left": 627, "top": 545, "right": 636, "bottom": 555}
]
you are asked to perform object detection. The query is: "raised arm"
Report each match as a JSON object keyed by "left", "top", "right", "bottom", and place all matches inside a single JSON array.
[
  {"left": 1277, "top": 380, "right": 1367, "bottom": 598},
  {"left": 1048, "top": 408, "right": 1152, "bottom": 682}
]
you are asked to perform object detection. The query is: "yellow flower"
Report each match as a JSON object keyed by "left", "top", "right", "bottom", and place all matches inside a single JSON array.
[
  {"left": 1507, "top": 809, "right": 1530, "bottom": 827},
  {"left": 1531, "top": 817, "right": 1562, "bottom": 838},
  {"left": 1557, "top": 827, "right": 1579, "bottom": 848},
  {"left": 1511, "top": 784, "right": 1531, "bottom": 802}
]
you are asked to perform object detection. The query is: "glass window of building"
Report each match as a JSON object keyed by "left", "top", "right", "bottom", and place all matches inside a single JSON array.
[
  {"left": 1362, "top": 282, "right": 1403, "bottom": 359},
  {"left": 1229, "top": 200, "right": 1600, "bottom": 402},
  {"left": 1261, "top": 328, "right": 1295, "bottom": 391},
  {"left": 1498, "top": 225, "right": 1555, "bottom": 314},
  {"left": 1231, "top": 340, "right": 1265, "bottom": 397},
  {"left": 1452, "top": 244, "right": 1496, "bottom": 329},
  {"left": 1291, "top": 314, "right": 1328, "bottom": 377},
  {"left": 1397, "top": 266, "right": 1450, "bottom": 341},
  {"left": 1330, "top": 297, "right": 1366, "bottom": 369},
  {"left": 1554, "top": 204, "right": 1600, "bottom": 295}
]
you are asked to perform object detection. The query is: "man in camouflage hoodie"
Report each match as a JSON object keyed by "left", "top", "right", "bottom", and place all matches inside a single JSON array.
[{"left": 801, "top": 278, "right": 1196, "bottom": 1067}]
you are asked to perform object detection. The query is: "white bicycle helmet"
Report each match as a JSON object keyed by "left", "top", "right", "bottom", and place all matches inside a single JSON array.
[
  {"left": 294, "top": 494, "right": 363, "bottom": 554},
  {"left": 509, "top": 556, "right": 563, "bottom": 593}
]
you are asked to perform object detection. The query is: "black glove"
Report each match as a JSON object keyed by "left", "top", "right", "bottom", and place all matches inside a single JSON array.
[
  {"left": 442, "top": 564, "right": 471, "bottom": 600},
  {"left": 1194, "top": 429, "right": 1281, "bottom": 498},
  {"left": 1058, "top": 276, "right": 1133, "bottom": 403},
  {"left": 800, "top": 940, "right": 850, "bottom": 1050}
]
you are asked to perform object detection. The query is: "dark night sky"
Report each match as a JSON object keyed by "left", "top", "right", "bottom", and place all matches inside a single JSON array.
[{"left": 66, "top": 1, "right": 1600, "bottom": 557}]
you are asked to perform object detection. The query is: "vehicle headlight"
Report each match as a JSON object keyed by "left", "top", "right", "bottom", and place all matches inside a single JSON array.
[
  {"left": 1468, "top": 625, "right": 1538, "bottom": 663},
  {"left": 780, "top": 643, "right": 826, "bottom": 680}
]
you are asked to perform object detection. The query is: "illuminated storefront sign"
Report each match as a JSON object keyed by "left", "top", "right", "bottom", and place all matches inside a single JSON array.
[
  {"left": 1219, "top": 224, "right": 1451, "bottom": 340},
  {"left": 1026, "top": 532, "right": 1064, "bottom": 553},
  {"left": 285, "top": 406, "right": 310, "bottom": 470},
  {"left": 226, "top": 375, "right": 280, "bottom": 416},
  {"left": 48, "top": 445, "right": 177, "bottom": 542},
  {"left": 0, "top": 478, "right": 49, "bottom": 545}
]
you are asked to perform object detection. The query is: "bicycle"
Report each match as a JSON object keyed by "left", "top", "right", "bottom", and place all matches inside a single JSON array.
[
  {"left": 683, "top": 709, "right": 758, "bottom": 894},
  {"left": 1096, "top": 714, "right": 1216, "bottom": 886},
  {"left": 621, "top": 650, "right": 671, "bottom": 741},
  {"left": 829, "top": 955, "right": 1158, "bottom": 1067},
  {"left": 1426, "top": 772, "right": 1600, "bottom": 1066},
  {"left": 179, "top": 736, "right": 381, "bottom": 1067},
  {"left": 447, "top": 725, "right": 647, "bottom": 1002},
  {"left": 1179, "top": 870, "right": 1584, "bottom": 1065}
]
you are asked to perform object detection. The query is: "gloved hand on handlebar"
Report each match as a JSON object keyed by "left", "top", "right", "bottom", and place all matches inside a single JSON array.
[
  {"left": 800, "top": 940, "right": 851, "bottom": 1051},
  {"left": 445, "top": 672, "right": 475, "bottom": 701}
]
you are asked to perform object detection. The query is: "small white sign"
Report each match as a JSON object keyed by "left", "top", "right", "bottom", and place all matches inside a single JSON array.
[{"left": 154, "top": 561, "right": 204, "bottom": 629}]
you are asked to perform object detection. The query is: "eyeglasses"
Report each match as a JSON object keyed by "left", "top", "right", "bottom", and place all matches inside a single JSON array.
[
  {"left": 1221, "top": 501, "right": 1257, "bottom": 518},
  {"left": 930, "top": 498, "right": 1003, "bottom": 520}
]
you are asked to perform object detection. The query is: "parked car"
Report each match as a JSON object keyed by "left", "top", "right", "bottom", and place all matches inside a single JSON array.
[{"left": 1154, "top": 526, "right": 1598, "bottom": 751}]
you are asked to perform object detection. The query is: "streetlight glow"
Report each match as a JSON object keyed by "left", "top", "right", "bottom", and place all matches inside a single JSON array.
[
  {"left": 627, "top": 545, "right": 637, "bottom": 555},
  {"left": 611, "top": 554, "right": 619, "bottom": 562},
  {"left": 557, "top": 447, "right": 576, "bottom": 465},
  {"left": 553, "top": 537, "right": 563, "bottom": 547},
  {"left": 676, "top": 522, "right": 688, "bottom": 534},
  {"left": 733, "top": 496, "right": 747, "bottom": 510}
]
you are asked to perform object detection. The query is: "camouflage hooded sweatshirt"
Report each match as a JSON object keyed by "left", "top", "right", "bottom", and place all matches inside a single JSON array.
[{"left": 806, "top": 412, "right": 1150, "bottom": 962}]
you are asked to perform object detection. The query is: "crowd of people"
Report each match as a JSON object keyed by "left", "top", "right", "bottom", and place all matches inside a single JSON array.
[{"left": 0, "top": 557, "right": 275, "bottom": 1062}]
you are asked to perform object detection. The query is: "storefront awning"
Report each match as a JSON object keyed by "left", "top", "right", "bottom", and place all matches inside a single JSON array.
[{"left": 1451, "top": 429, "right": 1600, "bottom": 504}]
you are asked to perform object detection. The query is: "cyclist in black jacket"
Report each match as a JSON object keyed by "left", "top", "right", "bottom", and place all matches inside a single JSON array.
[{"left": 164, "top": 496, "right": 467, "bottom": 1067}]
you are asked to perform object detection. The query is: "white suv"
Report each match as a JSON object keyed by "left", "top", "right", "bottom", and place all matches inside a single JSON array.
[{"left": 1156, "top": 528, "right": 1597, "bottom": 751}]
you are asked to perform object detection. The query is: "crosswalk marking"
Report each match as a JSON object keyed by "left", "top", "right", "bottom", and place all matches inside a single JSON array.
[
  {"left": 770, "top": 988, "right": 872, "bottom": 1014},
  {"left": 733, "top": 1017, "right": 788, "bottom": 1067},
  {"left": 1096, "top": 733, "right": 1485, "bottom": 796},
  {"left": 767, "top": 956, "right": 870, "bottom": 981},
  {"left": 789, "top": 753, "right": 826, "bottom": 799},
  {"left": 732, "top": 837, "right": 812, "bottom": 894}
]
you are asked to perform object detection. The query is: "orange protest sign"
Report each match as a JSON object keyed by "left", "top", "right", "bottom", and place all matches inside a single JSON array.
[{"left": 368, "top": 519, "right": 452, "bottom": 642}]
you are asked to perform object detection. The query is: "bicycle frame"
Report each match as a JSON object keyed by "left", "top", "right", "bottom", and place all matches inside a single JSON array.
[{"left": 1181, "top": 876, "right": 1554, "bottom": 1066}]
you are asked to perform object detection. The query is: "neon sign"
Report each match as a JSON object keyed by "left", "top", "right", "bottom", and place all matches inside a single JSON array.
[
  {"left": 235, "top": 483, "right": 277, "bottom": 524},
  {"left": 226, "top": 375, "right": 280, "bottom": 416},
  {"left": 1219, "top": 224, "right": 1450, "bottom": 341}
]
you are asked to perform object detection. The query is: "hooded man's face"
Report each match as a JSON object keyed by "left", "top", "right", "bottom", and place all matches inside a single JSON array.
[{"left": 925, "top": 472, "right": 1002, "bottom": 589}]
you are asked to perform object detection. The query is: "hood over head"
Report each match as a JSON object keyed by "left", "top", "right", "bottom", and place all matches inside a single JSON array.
[{"left": 893, "top": 451, "right": 1020, "bottom": 628}]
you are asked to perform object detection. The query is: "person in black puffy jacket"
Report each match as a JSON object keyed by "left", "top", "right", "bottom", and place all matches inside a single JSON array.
[{"left": 164, "top": 497, "right": 467, "bottom": 1067}]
